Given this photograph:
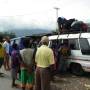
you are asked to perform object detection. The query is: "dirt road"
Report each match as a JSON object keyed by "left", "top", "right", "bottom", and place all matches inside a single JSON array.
[
  {"left": 51, "top": 72, "right": 90, "bottom": 90},
  {"left": 0, "top": 67, "right": 90, "bottom": 90}
]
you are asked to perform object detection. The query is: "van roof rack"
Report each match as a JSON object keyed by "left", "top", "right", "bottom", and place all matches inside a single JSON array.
[{"left": 58, "top": 29, "right": 90, "bottom": 35}]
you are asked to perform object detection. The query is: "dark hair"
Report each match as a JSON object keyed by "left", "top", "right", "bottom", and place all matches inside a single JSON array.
[
  {"left": 12, "top": 43, "right": 18, "bottom": 50},
  {"left": 23, "top": 38, "right": 30, "bottom": 48}
]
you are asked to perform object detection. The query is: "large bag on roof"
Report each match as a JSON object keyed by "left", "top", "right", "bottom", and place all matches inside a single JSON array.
[
  {"left": 71, "top": 21, "right": 87, "bottom": 32},
  {"left": 64, "top": 18, "right": 76, "bottom": 30}
]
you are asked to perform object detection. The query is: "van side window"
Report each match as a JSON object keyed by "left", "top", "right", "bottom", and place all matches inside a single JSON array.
[
  {"left": 79, "top": 38, "right": 90, "bottom": 50},
  {"left": 50, "top": 40, "right": 58, "bottom": 48},
  {"left": 69, "top": 39, "right": 79, "bottom": 50},
  {"left": 49, "top": 39, "right": 62, "bottom": 49},
  {"left": 79, "top": 38, "right": 90, "bottom": 55}
]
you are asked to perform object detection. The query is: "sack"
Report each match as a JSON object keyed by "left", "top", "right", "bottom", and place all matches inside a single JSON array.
[
  {"left": 61, "top": 47, "right": 71, "bottom": 56},
  {"left": 71, "top": 21, "right": 87, "bottom": 32}
]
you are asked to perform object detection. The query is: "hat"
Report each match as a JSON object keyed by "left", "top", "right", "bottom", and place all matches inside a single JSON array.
[{"left": 41, "top": 36, "right": 49, "bottom": 43}]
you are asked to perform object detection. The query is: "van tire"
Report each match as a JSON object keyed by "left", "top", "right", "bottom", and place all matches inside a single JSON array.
[{"left": 70, "top": 63, "right": 84, "bottom": 76}]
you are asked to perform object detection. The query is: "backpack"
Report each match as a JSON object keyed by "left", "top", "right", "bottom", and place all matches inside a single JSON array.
[{"left": 60, "top": 46, "right": 71, "bottom": 57}]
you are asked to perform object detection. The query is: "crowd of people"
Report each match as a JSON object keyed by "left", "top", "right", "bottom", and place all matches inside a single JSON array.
[{"left": 0, "top": 35, "right": 70, "bottom": 90}]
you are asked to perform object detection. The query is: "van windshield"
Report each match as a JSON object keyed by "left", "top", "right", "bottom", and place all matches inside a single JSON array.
[{"left": 79, "top": 38, "right": 90, "bottom": 55}]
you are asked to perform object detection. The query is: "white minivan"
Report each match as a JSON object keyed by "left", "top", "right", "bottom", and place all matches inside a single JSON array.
[{"left": 48, "top": 32, "right": 90, "bottom": 75}]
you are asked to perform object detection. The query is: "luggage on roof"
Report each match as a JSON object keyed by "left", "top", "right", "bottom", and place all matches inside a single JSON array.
[{"left": 57, "top": 17, "right": 88, "bottom": 34}]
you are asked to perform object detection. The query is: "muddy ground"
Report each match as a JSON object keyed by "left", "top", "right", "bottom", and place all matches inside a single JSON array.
[
  {"left": 51, "top": 72, "right": 90, "bottom": 90},
  {"left": 1, "top": 67, "right": 90, "bottom": 90}
]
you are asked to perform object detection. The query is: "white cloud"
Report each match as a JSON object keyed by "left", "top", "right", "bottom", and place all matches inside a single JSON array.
[
  {"left": 0, "top": 0, "right": 57, "bottom": 28},
  {"left": 58, "top": 0, "right": 90, "bottom": 20},
  {"left": 0, "top": 0, "right": 90, "bottom": 19},
  {"left": 0, "top": 0, "right": 55, "bottom": 16}
]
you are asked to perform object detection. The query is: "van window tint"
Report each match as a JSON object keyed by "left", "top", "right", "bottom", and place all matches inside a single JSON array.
[
  {"left": 50, "top": 40, "right": 57, "bottom": 48},
  {"left": 79, "top": 38, "right": 90, "bottom": 55},
  {"left": 69, "top": 39, "right": 79, "bottom": 50},
  {"left": 79, "top": 38, "right": 90, "bottom": 50},
  {"left": 49, "top": 40, "right": 62, "bottom": 49}
]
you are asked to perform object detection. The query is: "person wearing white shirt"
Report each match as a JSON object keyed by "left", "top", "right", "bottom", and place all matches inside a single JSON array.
[{"left": 3, "top": 36, "right": 10, "bottom": 70}]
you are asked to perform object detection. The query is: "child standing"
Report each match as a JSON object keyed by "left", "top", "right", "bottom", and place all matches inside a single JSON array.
[
  {"left": 20, "top": 38, "right": 34, "bottom": 90},
  {"left": 11, "top": 43, "right": 21, "bottom": 87}
]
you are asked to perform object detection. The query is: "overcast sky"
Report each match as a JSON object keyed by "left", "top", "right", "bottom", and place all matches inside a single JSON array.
[{"left": 0, "top": 0, "right": 90, "bottom": 31}]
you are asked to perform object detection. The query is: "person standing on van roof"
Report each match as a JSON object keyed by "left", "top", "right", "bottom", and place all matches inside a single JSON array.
[
  {"left": 35, "top": 36, "right": 55, "bottom": 90},
  {"left": 3, "top": 36, "right": 11, "bottom": 70}
]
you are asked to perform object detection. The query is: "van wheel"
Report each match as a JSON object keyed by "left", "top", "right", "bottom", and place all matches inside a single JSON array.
[{"left": 70, "top": 63, "right": 84, "bottom": 76}]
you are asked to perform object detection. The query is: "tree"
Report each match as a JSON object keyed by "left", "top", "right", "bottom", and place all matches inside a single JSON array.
[{"left": 0, "top": 31, "right": 16, "bottom": 39}]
